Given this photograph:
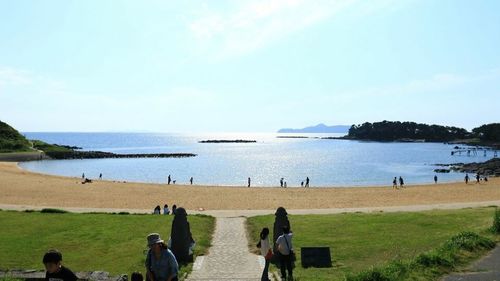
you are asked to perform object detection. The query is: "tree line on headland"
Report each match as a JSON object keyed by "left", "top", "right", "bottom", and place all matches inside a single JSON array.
[
  {"left": 346, "top": 121, "right": 500, "bottom": 144},
  {"left": 1, "top": 120, "right": 499, "bottom": 154}
]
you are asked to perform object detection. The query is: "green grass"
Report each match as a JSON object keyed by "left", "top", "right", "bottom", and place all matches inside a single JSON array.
[
  {"left": 0, "top": 211, "right": 215, "bottom": 277},
  {"left": 247, "top": 207, "right": 499, "bottom": 281},
  {"left": 347, "top": 231, "right": 495, "bottom": 281},
  {"left": 31, "top": 140, "right": 73, "bottom": 153}
]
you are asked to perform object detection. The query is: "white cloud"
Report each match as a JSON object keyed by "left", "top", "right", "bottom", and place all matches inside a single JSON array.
[
  {"left": 188, "top": 0, "right": 358, "bottom": 58},
  {"left": 0, "top": 67, "right": 32, "bottom": 87},
  {"left": 325, "top": 68, "right": 500, "bottom": 100}
]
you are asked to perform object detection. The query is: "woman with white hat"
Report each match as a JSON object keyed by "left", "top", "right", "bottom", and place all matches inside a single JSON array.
[{"left": 145, "top": 233, "right": 179, "bottom": 281}]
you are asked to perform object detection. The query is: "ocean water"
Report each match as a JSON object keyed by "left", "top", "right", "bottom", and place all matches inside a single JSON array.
[{"left": 19, "top": 132, "right": 495, "bottom": 187}]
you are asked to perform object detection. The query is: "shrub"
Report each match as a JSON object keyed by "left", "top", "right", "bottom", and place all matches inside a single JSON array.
[
  {"left": 415, "top": 252, "right": 453, "bottom": 267},
  {"left": 346, "top": 268, "right": 391, "bottom": 281},
  {"left": 492, "top": 208, "right": 500, "bottom": 234},
  {"left": 443, "top": 231, "right": 495, "bottom": 251},
  {"left": 40, "top": 208, "right": 68, "bottom": 214},
  {"left": 347, "top": 232, "right": 494, "bottom": 281}
]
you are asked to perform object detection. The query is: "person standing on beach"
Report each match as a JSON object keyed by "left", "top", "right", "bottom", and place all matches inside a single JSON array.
[
  {"left": 284, "top": 182, "right": 287, "bottom": 188},
  {"left": 168, "top": 175, "right": 171, "bottom": 185},
  {"left": 301, "top": 181, "right": 304, "bottom": 188},
  {"left": 465, "top": 174, "right": 469, "bottom": 184},
  {"left": 190, "top": 177, "right": 193, "bottom": 185},
  {"left": 393, "top": 177, "right": 398, "bottom": 189},
  {"left": 399, "top": 176, "right": 404, "bottom": 188},
  {"left": 99, "top": 173, "right": 102, "bottom": 180},
  {"left": 434, "top": 175, "right": 438, "bottom": 184},
  {"left": 476, "top": 173, "right": 480, "bottom": 183},
  {"left": 305, "top": 177, "right": 310, "bottom": 188},
  {"left": 248, "top": 177, "right": 251, "bottom": 187},
  {"left": 280, "top": 178, "right": 284, "bottom": 188},
  {"left": 82, "top": 173, "right": 85, "bottom": 179}
]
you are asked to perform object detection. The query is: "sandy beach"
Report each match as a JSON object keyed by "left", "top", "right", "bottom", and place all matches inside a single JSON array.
[{"left": 1, "top": 161, "right": 499, "bottom": 212}]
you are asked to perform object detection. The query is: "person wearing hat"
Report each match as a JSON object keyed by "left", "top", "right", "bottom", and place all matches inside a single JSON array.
[{"left": 145, "top": 233, "right": 179, "bottom": 281}]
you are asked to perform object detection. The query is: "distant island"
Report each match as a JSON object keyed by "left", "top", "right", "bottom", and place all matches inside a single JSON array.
[
  {"left": 199, "top": 140, "right": 257, "bottom": 143},
  {"left": 278, "top": 123, "right": 350, "bottom": 133},
  {"left": 0, "top": 120, "right": 197, "bottom": 160}
]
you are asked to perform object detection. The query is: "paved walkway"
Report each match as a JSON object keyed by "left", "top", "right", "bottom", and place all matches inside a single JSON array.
[
  {"left": 443, "top": 245, "right": 500, "bottom": 281},
  {"left": 1, "top": 200, "right": 499, "bottom": 217},
  {"left": 186, "top": 217, "right": 268, "bottom": 281}
]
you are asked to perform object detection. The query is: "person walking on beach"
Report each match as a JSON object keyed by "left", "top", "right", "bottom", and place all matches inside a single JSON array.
[
  {"left": 248, "top": 177, "right": 251, "bottom": 187},
  {"left": 434, "top": 175, "right": 438, "bottom": 184},
  {"left": 393, "top": 177, "right": 398, "bottom": 189},
  {"left": 280, "top": 178, "right": 284, "bottom": 188},
  {"left": 168, "top": 175, "right": 171, "bottom": 185},
  {"left": 190, "top": 177, "right": 193, "bottom": 185},
  {"left": 305, "top": 177, "right": 309, "bottom": 188},
  {"left": 465, "top": 174, "right": 469, "bottom": 184},
  {"left": 276, "top": 226, "right": 294, "bottom": 281},
  {"left": 258, "top": 227, "right": 272, "bottom": 281},
  {"left": 399, "top": 176, "right": 404, "bottom": 188}
]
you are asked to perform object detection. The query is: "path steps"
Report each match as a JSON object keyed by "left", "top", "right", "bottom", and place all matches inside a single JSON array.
[
  {"left": 443, "top": 245, "right": 500, "bottom": 281},
  {"left": 186, "top": 217, "right": 272, "bottom": 281}
]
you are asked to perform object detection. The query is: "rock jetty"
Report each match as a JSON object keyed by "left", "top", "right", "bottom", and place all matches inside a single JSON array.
[{"left": 45, "top": 151, "right": 196, "bottom": 160}]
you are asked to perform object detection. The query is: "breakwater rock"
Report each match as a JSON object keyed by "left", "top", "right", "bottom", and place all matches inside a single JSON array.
[
  {"left": 0, "top": 269, "right": 126, "bottom": 281},
  {"left": 445, "top": 158, "right": 500, "bottom": 176},
  {"left": 199, "top": 140, "right": 256, "bottom": 143},
  {"left": 45, "top": 151, "right": 196, "bottom": 160}
]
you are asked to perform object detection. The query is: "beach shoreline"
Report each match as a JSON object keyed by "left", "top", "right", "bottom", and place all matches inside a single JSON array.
[{"left": 1, "top": 161, "right": 499, "bottom": 212}]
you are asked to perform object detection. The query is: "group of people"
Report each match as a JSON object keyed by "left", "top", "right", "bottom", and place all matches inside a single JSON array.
[
  {"left": 257, "top": 226, "right": 294, "bottom": 281},
  {"left": 80, "top": 172, "right": 103, "bottom": 184},
  {"left": 153, "top": 204, "right": 177, "bottom": 215},
  {"left": 167, "top": 175, "right": 194, "bottom": 185},
  {"left": 395, "top": 172, "right": 490, "bottom": 188},
  {"left": 247, "top": 177, "right": 311, "bottom": 188},
  {"left": 464, "top": 173, "right": 488, "bottom": 184},
  {"left": 42, "top": 233, "right": 182, "bottom": 281},
  {"left": 392, "top": 176, "right": 405, "bottom": 189},
  {"left": 279, "top": 177, "right": 310, "bottom": 188}
]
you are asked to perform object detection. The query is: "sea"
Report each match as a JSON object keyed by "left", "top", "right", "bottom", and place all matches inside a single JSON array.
[{"left": 19, "top": 132, "right": 495, "bottom": 187}]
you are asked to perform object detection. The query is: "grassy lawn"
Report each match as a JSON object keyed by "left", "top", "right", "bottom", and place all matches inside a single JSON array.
[
  {"left": 247, "top": 207, "right": 499, "bottom": 281},
  {"left": 0, "top": 210, "right": 215, "bottom": 277}
]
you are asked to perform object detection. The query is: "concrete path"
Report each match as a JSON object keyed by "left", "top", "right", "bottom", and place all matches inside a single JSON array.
[
  {"left": 1, "top": 200, "right": 499, "bottom": 217},
  {"left": 186, "top": 217, "right": 268, "bottom": 281},
  {"left": 442, "top": 245, "right": 500, "bottom": 281}
]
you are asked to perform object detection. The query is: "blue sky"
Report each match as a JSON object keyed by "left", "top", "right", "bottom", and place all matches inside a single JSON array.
[{"left": 0, "top": 0, "right": 499, "bottom": 132}]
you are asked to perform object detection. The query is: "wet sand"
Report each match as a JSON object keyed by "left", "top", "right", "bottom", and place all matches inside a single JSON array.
[{"left": 0, "top": 162, "right": 499, "bottom": 211}]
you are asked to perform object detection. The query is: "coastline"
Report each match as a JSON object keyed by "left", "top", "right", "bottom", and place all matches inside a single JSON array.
[{"left": 1, "top": 161, "right": 499, "bottom": 212}]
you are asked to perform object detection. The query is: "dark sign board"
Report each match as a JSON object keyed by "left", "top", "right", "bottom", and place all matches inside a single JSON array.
[{"left": 300, "top": 247, "right": 332, "bottom": 268}]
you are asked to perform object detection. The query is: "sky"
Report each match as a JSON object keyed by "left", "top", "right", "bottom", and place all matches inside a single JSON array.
[{"left": 0, "top": 0, "right": 499, "bottom": 132}]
